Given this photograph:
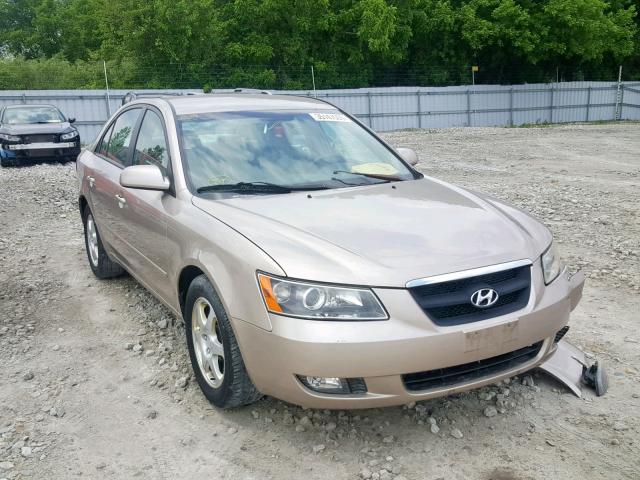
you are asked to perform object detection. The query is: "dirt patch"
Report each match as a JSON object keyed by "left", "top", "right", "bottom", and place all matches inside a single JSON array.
[{"left": 1, "top": 123, "right": 639, "bottom": 479}]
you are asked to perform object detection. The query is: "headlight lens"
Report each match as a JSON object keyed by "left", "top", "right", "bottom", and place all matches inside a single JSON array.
[
  {"left": 0, "top": 133, "right": 20, "bottom": 142},
  {"left": 258, "top": 273, "right": 388, "bottom": 320},
  {"left": 60, "top": 130, "right": 79, "bottom": 141},
  {"left": 541, "top": 242, "right": 564, "bottom": 285}
]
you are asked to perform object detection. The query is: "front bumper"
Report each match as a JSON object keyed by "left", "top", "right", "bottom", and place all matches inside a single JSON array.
[
  {"left": 0, "top": 142, "right": 81, "bottom": 163},
  {"left": 234, "top": 265, "right": 585, "bottom": 409}
]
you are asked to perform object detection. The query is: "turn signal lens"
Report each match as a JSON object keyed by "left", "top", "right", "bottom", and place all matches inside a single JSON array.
[
  {"left": 258, "top": 274, "right": 283, "bottom": 313},
  {"left": 257, "top": 273, "right": 388, "bottom": 320}
]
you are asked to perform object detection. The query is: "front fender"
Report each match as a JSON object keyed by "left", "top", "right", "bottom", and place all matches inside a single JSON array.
[{"left": 172, "top": 201, "right": 286, "bottom": 332}]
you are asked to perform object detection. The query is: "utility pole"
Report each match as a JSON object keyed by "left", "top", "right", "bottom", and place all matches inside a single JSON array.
[{"left": 103, "top": 60, "right": 111, "bottom": 116}]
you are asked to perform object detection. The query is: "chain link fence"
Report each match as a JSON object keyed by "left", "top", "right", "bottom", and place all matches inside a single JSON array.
[
  {"left": 1, "top": 62, "right": 639, "bottom": 141},
  {"left": 2, "top": 59, "right": 639, "bottom": 91}
]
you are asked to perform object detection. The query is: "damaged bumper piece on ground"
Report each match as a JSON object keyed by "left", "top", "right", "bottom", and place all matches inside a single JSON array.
[
  {"left": 539, "top": 271, "right": 608, "bottom": 398},
  {"left": 538, "top": 340, "right": 609, "bottom": 397},
  {"left": 539, "top": 339, "right": 608, "bottom": 397}
]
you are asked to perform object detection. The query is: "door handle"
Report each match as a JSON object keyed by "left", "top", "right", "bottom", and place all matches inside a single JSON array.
[
  {"left": 87, "top": 175, "right": 95, "bottom": 188},
  {"left": 115, "top": 194, "right": 126, "bottom": 208}
]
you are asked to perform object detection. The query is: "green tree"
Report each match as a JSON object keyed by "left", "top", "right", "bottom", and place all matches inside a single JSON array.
[
  {"left": 539, "top": 0, "right": 636, "bottom": 63},
  {"left": 0, "top": 0, "right": 43, "bottom": 57},
  {"left": 0, "top": 0, "right": 638, "bottom": 87}
]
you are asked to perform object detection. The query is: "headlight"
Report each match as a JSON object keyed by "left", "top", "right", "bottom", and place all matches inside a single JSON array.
[
  {"left": 541, "top": 242, "right": 564, "bottom": 285},
  {"left": 257, "top": 273, "right": 388, "bottom": 320},
  {"left": 0, "top": 133, "right": 20, "bottom": 142},
  {"left": 60, "top": 130, "right": 79, "bottom": 141}
]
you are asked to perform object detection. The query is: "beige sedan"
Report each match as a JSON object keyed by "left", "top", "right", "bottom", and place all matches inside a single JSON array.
[{"left": 76, "top": 93, "right": 585, "bottom": 409}]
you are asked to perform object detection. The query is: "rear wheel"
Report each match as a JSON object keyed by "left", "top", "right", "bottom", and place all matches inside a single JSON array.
[
  {"left": 185, "top": 275, "right": 262, "bottom": 409},
  {"left": 83, "top": 207, "right": 124, "bottom": 279}
]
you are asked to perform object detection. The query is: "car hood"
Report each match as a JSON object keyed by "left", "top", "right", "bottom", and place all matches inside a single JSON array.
[
  {"left": 0, "top": 122, "right": 73, "bottom": 135},
  {"left": 192, "top": 177, "right": 552, "bottom": 287}
]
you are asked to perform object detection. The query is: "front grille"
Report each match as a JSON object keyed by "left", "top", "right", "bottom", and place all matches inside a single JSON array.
[
  {"left": 21, "top": 134, "right": 58, "bottom": 143},
  {"left": 402, "top": 342, "right": 543, "bottom": 392},
  {"left": 409, "top": 264, "right": 531, "bottom": 326}
]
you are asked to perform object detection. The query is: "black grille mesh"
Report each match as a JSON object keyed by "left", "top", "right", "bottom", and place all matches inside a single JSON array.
[
  {"left": 409, "top": 264, "right": 531, "bottom": 326},
  {"left": 402, "top": 342, "right": 543, "bottom": 392},
  {"left": 346, "top": 378, "right": 368, "bottom": 394},
  {"left": 20, "top": 134, "right": 58, "bottom": 143}
]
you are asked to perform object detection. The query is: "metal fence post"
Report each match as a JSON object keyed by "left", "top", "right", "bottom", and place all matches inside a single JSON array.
[
  {"left": 614, "top": 65, "right": 623, "bottom": 121},
  {"left": 21, "top": 92, "right": 26, "bottom": 104},
  {"left": 466, "top": 89, "right": 471, "bottom": 127},
  {"left": 618, "top": 84, "right": 625, "bottom": 120},
  {"left": 417, "top": 91, "right": 422, "bottom": 129},
  {"left": 104, "top": 91, "right": 111, "bottom": 117},
  {"left": 367, "top": 91, "right": 372, "bottom": 128},
  {"left": 549, "top": 84, "right": 554, "bottom": 123},
  {"left": 509, "top": 87, "right": 514, "bottom": 126},
  {"left": 586, "top": 86, "right": 591, "bottom": 122}
]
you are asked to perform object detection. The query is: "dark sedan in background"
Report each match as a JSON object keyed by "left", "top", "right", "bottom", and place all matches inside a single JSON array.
[{"left": 0, "top": 104, "right": 81, "bottom": 167}]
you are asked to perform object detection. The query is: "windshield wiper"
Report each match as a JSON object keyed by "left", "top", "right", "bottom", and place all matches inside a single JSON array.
[
  {"left": 332, "top": 170, "right": 404, "bottom": 182},
  {"left": 197, "top": 181, "right": 328, "bottom": 194}
]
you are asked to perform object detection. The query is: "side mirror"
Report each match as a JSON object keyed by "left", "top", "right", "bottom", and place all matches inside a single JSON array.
[
  {"left": 68, "top": 117, "right": 76, "bottom": 123},
  {"left": 396, "top": 147, "right": 418, "bottom": 166},
  {"left": 120, "top": 165, "right": 170, "bottom": 191}
]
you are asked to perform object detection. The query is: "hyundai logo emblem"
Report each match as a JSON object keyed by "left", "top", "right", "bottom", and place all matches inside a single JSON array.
[{"left": 470, "top": 288, "right": 499, "bottom": 308}]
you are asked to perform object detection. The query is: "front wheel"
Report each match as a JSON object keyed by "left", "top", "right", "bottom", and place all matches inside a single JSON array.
[
  {"left": 0, "top": 156, "right": 16, "bottom": 167},
  {"left": 83, "top": 207, "right": 124, "bottom": 279},
  {"left": 185, "top": 275, "right": 262, "bottom": 409}
]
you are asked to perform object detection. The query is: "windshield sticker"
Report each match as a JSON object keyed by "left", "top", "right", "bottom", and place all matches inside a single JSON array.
[{"left": 309, "top": 112, "right": 352, "bottom": 122}]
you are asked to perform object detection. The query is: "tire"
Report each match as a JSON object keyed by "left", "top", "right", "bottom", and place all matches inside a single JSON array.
[
  {"left": 185, "top": 274, "right": 262, "bottom": 409},
  {"left": 82, "top": 207, "right": 125, "bottom": 279},
  {"left": 0, "top": 156, "right": 16, "bottom": 167}
]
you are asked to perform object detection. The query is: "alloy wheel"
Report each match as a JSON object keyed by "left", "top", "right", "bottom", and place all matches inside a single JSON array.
[
  {"left": 86, "top": 215, "right": 99, "bottom": 267},
  {"left": 191, "top": 297, "right": 225, "bottom": 388}
]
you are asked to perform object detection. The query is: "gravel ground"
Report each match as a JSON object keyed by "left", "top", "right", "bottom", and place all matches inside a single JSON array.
[{"left": 1, "top": 123, "right": 639, "bottom": 480}]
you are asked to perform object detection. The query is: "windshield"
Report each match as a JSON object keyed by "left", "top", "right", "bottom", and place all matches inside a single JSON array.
[
  {"left": 178, "top": 110, "right": 416, "bottom": 193},
  {"left": 2, "top": 106, "right": 65, "bottom": 125}
]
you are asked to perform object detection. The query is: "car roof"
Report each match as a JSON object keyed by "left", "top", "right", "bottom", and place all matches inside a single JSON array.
[{"left": 163, "top": 94, "right": 336, "bottom": 116}]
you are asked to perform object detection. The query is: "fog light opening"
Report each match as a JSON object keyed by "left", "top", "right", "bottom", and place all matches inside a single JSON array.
[
  {"left": 308, "top": 376, "right": 342, "bottom": 390},
  {"left": 297, "top": 375, "right": 367, "bottom": 395}
]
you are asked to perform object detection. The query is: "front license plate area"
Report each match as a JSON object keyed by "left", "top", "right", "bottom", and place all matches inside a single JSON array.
[
  {"left": 463, "top": 320, "right": 520, "bottom": 354},
  {"left": 9, "top": 142, "right": 75, "bottom": 150}
]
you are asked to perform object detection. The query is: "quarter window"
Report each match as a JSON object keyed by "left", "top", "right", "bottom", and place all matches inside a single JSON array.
[
  {"left": 133, "top": 110, "right": 170, "bottom": 174},
  {"left": 96, "top": 123, "right": 114, "bottom": 157},
  {"left": 104, "top": 109, "right": 140, "bottom": 166}
]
